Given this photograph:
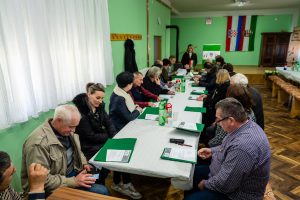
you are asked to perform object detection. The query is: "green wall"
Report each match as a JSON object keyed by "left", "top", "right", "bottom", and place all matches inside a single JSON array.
[
  {"left": 170, "top": 14, "right": 293, "bottom": 67},
  {"left": 108, "top": 0, "right": 147, "bottom": 76},
  {"left": 149, "top": 0, "right": 171, "bottom": 63},
  {"left": 109, "top": 0, "right": 171, "bottom": 75},
  {"left": 0, "top": 0, "right": 171, "bottom": 192},
  {"left": 298, "top": 8, "right": 300, "bottom": 26}
]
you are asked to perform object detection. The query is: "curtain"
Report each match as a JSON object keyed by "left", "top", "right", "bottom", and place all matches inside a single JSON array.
[{"left": 0, "top": 0, "right": 114, "bottom": 129}]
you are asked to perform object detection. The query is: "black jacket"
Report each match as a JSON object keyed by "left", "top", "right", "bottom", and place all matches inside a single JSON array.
[
  {"left": 142, "top": 76, "right": 169, "bottom": 96},
  {"left": 124, "top": 39, "right": 138, "bottom": 72},
  {"left": 249, "top": 86, "right": 264, "bottom": 130},
  {"left": 109, "top": 92, "right": 140, "bottom": 132},
  {"left": 199, "top": 72, "right": 217, "bottom": 95},
  {"left": 181, "top": 52, "right": 198, "bottom": 67},
  {"left": 203, "top": 81, "right": 230, "bottom": 127},
  {"left": 72, "top": 93, "right": 116, "bottom": 160}
]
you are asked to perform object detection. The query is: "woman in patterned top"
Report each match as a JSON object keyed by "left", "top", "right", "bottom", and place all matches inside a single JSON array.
[{"left": 208, "top": 84, "right": 256, "bottom": 147}]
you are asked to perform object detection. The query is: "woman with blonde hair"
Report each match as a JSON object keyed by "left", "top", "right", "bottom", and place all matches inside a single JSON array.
[{"left": 197, "top": 69, "right": 231, "bottom": 130}]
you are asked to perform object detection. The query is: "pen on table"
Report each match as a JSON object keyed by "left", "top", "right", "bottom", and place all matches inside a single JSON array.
[{"left": 177, "top": 143, "right": 193, "bottom": 147}]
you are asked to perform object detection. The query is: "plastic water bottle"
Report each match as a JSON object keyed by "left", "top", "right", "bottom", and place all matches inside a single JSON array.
[
  {"left": 180, "top": 82, "right": 186, "bottom": 93},
  {"left": 158, "top": 101, "right": 166, "bottom": 126}
]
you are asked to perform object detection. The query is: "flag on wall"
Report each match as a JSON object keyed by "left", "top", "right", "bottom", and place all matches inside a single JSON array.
[{"left": 226, "top": 15, "right": 257, "bottom": 52}]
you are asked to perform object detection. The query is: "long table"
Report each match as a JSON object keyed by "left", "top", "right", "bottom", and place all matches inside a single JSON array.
[
  {"left": 276, "top": 67, "right": 300, "bottom": 83},
  {"left": 47, "top": 187, "right": 125, "bottom": 200},
  {"left": 90, "top": 80, "right": 204, "bottom": 190}
]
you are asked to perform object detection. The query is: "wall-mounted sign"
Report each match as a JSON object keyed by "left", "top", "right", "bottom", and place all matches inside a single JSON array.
[{"left": 110, "top": 33, "right": 142, "bottom": 41}]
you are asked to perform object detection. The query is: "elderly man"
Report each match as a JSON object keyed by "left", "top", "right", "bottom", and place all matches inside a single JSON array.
[
  {"left": 185, "top": 98, "right": 271, "bottom": 200},
  {"left": 21, "top": 104, "right": 109, "bottom": 197},
  {"left": 129, "top": 72, "right": 160, "bottom": 108},
  {"left": 0, "top": 151, "right": 47, "bottom": 200},
  {"left": 142, "top": 66, "right": 175, "bottom": 96},
  {"left": 231, "top": 73, "right": 264, "bottom": 129}
]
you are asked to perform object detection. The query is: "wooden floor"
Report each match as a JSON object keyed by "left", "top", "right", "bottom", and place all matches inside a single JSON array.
[{"left": 104, "top": 83, "right": 300, "bottom": 200}]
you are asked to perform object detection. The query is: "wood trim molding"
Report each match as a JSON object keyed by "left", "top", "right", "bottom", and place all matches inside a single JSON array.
[{"left": 110, "top": 33, "right": 142, "bottom": 41}]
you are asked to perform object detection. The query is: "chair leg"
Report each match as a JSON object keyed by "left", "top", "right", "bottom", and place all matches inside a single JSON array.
[
  {"left": 277, "top": 89, "right": 289, "bottom": 104},
  {"left": 290, "top": 97, "right": 300, "bottom": 118},
  {"left": 272, "top": 83, "right": 278, "bottom": 98}
]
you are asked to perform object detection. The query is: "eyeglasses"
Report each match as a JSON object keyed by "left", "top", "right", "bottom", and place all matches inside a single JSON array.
[{"left": 215, "top": 116, "right": 230, "bottom": 124}]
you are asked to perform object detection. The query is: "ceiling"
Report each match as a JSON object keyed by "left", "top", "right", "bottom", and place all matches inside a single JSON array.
[{"left": 168, "top": 0, "right": 300, "bottom": 14}]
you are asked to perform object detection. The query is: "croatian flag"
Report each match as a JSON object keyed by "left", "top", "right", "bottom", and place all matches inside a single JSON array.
[{"left": 226, "top": 15, "right": 257, "bottom": 52}]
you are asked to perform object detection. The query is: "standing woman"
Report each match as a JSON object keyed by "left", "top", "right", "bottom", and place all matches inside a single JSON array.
[
  {"left": 109, "top": 72, "right": 142, "bottom": 199},
  {"left": 72, "top": 83, "right": 116, "bottom": 184},
  {"left": 181, "top": 44, "right": 198, "bottom": 71}
]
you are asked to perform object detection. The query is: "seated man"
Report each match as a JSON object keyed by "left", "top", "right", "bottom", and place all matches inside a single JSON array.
[
  {"left": 129, "top": 72, "right": 160, "bottom": 108},
  {"left": 161, "top": 58, "right": 170, "bottom": 83},
  {"left": 142, "top": 66, "right": 175, "bottom": 96},
  {"left": 0, "top": 151, "right": 47, "bottom": 200},
  {"left": 168, "top": 55, "right": 178, "bottom": 77},
  {"left": 185, "top": 98, "right": 271, "bottom": 200},
  {"left": 21, "top": 104, "right": 109, "bottom": 197}
]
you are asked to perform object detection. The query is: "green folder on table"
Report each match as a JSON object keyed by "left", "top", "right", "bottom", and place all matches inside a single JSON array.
[
  {"left": 191, "top": 84, "right": 201, "bottom": 87},
  {"left": 184, "top": 106, "right": 206, "bottom": 113},
  {"left": 138, "top": 107, "right": 159, "bottom": 119},
  {"left": 161, "top": 147, "right": 197, "bottom": 164},
  {"left": 190, "top": 90, "right": 208, "bottom": 95},
  {"left": 94, "top": 138, "right": 136, "bottom": 163}
]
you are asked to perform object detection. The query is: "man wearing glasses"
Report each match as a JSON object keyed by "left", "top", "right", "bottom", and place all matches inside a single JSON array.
[{"left": 185, "top": 98, "right": 271, "bottom": 200}]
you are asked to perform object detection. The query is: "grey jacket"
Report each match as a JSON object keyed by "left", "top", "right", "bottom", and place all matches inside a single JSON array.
[{"left": 21, "top": 119, "right": 87, "bottom": 195}]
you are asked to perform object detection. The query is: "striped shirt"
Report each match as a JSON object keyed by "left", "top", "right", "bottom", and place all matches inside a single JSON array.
[
  {"left": 208, "top": 109, "right": 256, "bottom": 147},
  {"left": 204, "top": 120, "right": 271, "bottom": 200},
  {"left": 0, "top": 186, "right": 45, "bottom": 200}
]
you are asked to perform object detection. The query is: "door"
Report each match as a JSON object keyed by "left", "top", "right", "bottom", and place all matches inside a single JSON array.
[{"left": 154, "top": 36, "right": 161, "bottom": 62}]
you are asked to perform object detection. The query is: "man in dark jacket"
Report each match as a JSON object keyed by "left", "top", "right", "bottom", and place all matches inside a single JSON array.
[{"left": 129, "top": 72, "right": 160, "bottom": 108}]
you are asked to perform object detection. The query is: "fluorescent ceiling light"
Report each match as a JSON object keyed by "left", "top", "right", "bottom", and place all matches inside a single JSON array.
[{"left": 234, "top": 0, "right": 249, "bottom": 7}]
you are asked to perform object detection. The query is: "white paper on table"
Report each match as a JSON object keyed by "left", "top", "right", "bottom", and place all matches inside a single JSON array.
[
  {"left": 153, "top": 102, "right": 159, "bottom": 107},
  {"left": 159, "top": 95, "right": 174, "bottom": 99},
  {"left": 163, "top": 147, "right": 196, "bottom": 163},
  {"left": 192, "top": 88, "right": 205, "bottom": 92},
  {"left": 177, "top": 68, "right": 187, "bottom": 75},
  {"left": 145, "top": 114, "right": 158, "bottom": 121},
  {"left": 106, "top": 150, "right": 131, "bottom": 162},
  {"left": 173, "top": 121, "right": 197, "bottom": 131},
  {"left": 188, "top": 96, "right": 198, "bottom": 100}
]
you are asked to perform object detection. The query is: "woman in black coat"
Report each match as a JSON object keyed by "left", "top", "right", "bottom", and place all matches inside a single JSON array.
[
  {"left": 181, "top": 44, "right": 197, "bottom": 71},
  {"left": 73, "top": 82, "right": 116, "bottom": 184}
]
